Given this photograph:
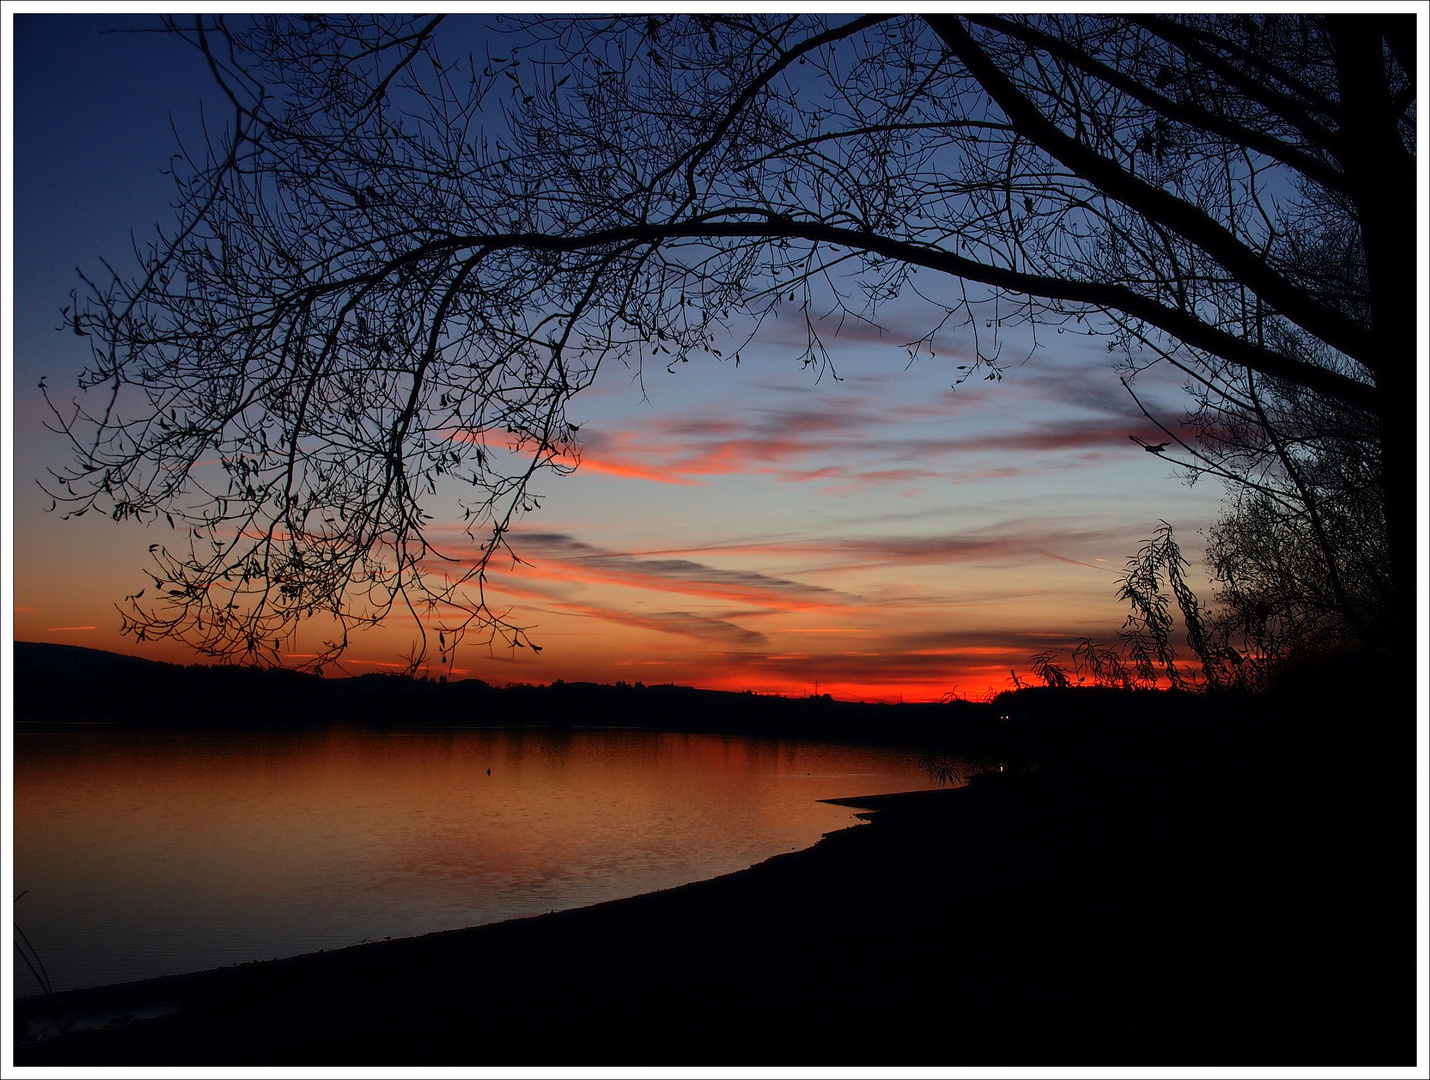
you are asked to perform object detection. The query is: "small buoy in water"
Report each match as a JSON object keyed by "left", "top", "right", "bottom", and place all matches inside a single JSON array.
[{"left": 487, "top": 768, "right": 491, "bottom": 776}]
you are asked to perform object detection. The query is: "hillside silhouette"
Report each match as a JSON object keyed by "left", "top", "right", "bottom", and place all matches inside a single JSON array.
[{"left": 14, "top": 641, "right": 998, "bottom": 746}]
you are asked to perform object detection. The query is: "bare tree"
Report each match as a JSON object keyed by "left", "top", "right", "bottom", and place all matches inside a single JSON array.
[
  {"left": 44, "top": 14, "right": 1414, "bottom": 670},
  {"left": 1193, "top": 363, "right": 1386, "bottom": 646}
]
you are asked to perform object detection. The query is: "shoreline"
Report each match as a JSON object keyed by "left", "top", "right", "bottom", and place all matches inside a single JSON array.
[
  {"left": 15, "top": 786, "right": 938, "bottom": 1022},
  {"left": 15, "top": 753, "right": 1415, "bottom": 1066},
  {"left": 15, "top": 786, "right": 950, "bottom": 1063},
  {"left": 13, "top": 664, "right": 1418, "bottom": 1066}
]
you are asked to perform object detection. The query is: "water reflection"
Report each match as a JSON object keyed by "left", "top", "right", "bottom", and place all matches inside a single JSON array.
[{"left": 14, "top": 727, "right": 940, "bottom": 993}]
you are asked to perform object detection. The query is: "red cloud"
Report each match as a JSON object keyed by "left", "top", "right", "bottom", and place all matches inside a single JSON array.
[{"left": 560, "top": 405, "right": 1154, "bottom": 489}]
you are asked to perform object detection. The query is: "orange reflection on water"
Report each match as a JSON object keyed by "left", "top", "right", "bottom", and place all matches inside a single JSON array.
[{"left": 14, "top": 727, "right": 937, "bottom": 994}]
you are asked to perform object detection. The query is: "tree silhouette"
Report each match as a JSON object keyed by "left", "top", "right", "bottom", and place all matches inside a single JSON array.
[
  {"left": 1177, "top": 357, "right": 1388, "bottom": 664},
  {"left": 44, "top": 14, "right": 1415, "bottom": 670}
]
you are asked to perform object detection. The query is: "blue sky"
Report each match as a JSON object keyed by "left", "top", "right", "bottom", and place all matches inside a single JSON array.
[{"left": 7, "top": 13, "right": 1241, "bottom": 699}]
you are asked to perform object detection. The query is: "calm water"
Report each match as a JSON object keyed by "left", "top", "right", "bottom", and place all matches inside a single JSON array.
[{"left": 13, "top": 726, "right": 939, "bottom": 994}]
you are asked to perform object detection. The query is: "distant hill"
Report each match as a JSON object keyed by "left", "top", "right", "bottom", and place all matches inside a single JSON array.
[
  {"left": 15, "top": 642, "right": 1258, "bottom": 758},
  {"left": 13, "top": 641, "right": 163, "bottom": 678},
  {"left": 10, "top": 642, "right": 1002, "bottom": 747}
]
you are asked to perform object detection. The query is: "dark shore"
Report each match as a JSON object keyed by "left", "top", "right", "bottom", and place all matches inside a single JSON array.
[{"left": 12, "top": 648, "right": 1418, "bottom": 1066}]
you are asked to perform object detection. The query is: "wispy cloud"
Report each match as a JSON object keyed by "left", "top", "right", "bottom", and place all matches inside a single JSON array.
[
  {"left": 574, "top": 604, "right": 767, "bottom": 649},
  {"left": 568, "top": 402, "right": 1149, "bottom": 490},
  {"left": 476, "top": 575, "right": 771, "bottom": 649},
  {"left": 415, "top": 521, "right": 1142, "bottom": 699},
  {"left": 598, "top": 519, "right": 1131, "bottom": 575},
  {"left": 594, "top": 624, "right": 1099, "bottom": 701},
  {"left": 495, "top": 532, "right": 853, "bottom": 610}
]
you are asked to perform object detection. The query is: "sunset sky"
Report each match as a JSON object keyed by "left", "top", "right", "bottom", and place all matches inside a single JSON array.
[{"left": 7, "top": 14, "right": 1238, "bottom": 701}]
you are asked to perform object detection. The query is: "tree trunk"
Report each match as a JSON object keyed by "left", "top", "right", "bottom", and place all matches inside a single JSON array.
[{"left": 1330, "top": 16, "right": 1418, "bottom": 661}]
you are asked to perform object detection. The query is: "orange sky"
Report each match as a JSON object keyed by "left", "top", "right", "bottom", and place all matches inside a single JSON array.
[{"left": 10, "top": 342, "right": 1226, "bottom": 702}]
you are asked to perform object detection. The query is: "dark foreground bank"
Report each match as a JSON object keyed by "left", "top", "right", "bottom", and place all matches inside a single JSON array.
[{"left": 15, "top": 680, "right": 1417, "bottom": 1067}]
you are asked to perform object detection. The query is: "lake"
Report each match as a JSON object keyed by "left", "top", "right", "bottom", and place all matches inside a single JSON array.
[{"left": 13, "top": 726, "right": 943, "bottom": 994}]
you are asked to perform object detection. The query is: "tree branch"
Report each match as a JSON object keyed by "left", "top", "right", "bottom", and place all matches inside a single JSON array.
[
  {"left": 412, "top": 215, "right": 1379, "bottom": 414},
  {"left": 968, "top": 14, "right": 1349, "bottom": 194},
  {"left": 925, "top": 15, "right": 1378, "bottom": 371}
]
